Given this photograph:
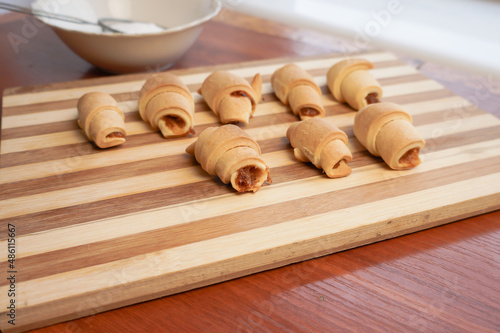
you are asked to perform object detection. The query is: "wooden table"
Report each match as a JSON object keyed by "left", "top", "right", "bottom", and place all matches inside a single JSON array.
[{"left": 1, "top": 9, "right": 499, "bottom": 333}]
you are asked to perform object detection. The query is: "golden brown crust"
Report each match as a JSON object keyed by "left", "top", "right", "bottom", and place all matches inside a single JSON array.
[
  {"left": 271, "top": 64, "right": 324, "bottom": 120},
  {"left": 138, "top": 73, "right": 195, "bottom": 138},
  {"left": 186, "top": 125, "right": 271, "bottom": 192},
  {"left": 354, "top": 102, "right": 425, "bottom": 170},
  {"left": 198, "top": 70, "right": 262, "bottom": 124},
  {"left": 286, "top": 118, "right": 352, "bottom": 178},
  {"left": 327, "top": 58, "right": 382, "bottom": 110},
  {"left": 77, "top": 92, "right": 126, "bottom": 149}
]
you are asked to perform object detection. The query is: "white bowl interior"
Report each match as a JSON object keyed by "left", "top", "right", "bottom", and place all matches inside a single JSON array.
[
  {"left": 33, "top": 0, "right": 220, "bottom": 34},
  {"left": 30, "top": 0, "right": 221, "bottom": 73}
]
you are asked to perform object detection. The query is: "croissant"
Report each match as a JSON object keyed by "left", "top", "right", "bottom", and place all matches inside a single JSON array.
[
  {"left": 354, "top": 102, "right": 425, "bottom": 170},
  {"left": 186, "top": 124, "right": 271, "bottom": 192},
  {"left": 287, "top": 118, "right": 352, "bottom": 178},
  {"left": 77, "top": 92, "right": 126, "bottom": 149},
  {"left": 327, "top": 58, "right": 382, "bottom": 110},
  {"left": 138, "top": 73, "right": 195, "bottom": 138},
  {"left": 198, "top": 70, "right": 262, "bottom": 124},
  {"left": 271, "top": 64, "right": 325, "bottom": 120}
]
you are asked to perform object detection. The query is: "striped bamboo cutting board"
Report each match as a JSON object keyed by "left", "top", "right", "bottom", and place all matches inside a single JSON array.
[{"left": 1, "top": 51, "right": 500, "bottom": 332}]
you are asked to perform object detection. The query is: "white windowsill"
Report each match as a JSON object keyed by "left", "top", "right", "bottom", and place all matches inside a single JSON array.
[{"left": 225, "top": 0, "right": 500, "bottom": 78}]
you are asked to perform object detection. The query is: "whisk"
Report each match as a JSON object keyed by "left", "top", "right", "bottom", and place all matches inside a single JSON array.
[{"left": 0, "top": 2, "right": 163, "bottom": 33}]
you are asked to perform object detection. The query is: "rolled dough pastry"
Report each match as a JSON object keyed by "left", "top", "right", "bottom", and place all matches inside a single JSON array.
[
  {"left": 186, "top": 125, "right": 271, "bottom": 192},
  {"left": 271, "top": 64, "right": 325, "bottom": 120},
  {"left": 287, "top": 118, "right": 352, "bottom": 178},
  {"left": 198, "top": 70, "right": 262, "bottom": 124},
  {"left": 327, "top": 58, "right": 382, "bottom": 110},
  {"left": 354, "top": 102, "right": 425, "bottom": 170},
  {"left": 77, "top": 91, "right": 126, "bottom": 149},
  {"left": 138, "top": 73, "right": 195, "bottom": 138}
]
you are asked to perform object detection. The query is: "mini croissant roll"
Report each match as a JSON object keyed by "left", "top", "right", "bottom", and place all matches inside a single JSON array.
[
  {"left": 354, "top": 102, "right": 425, "bottom": 170},
  {"left": 77, "top": 92, "right": 126, "bottom": 149},
  {"left": 287, "top": 118, "right": 352, "bottom": 178},
  {"left": 327, "top": 58, "right": 382, "bottom": 110},
  {"left": 138, "top": 73, "right": 195, "bottom": 138},
  {"left": 198, "top": 70, "right": 262, "bottom": 124},
  {"left": 271, "top": 64, "right": 325, "bottom": 120},
  {"left": 186, "top": 125, "right": 271, "bottom": 192}
]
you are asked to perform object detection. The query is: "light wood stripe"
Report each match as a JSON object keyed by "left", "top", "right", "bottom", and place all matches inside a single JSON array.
[
  {"left": 0, "top": 89, "right": 458, "bottom": 170},
  {"left": 4, "top": 171, "right": 498, "bottom": 309},
  {"left": 2, "top": 52, "right": 397, "bottom": 108},
  {"left": 1, "top": 51, "right": 499, "bottom": 331},
  {"left": 1, "top": 65, "right": 418, "bottom": 130},
  {"left": 1, "top": 100, "right": 139, "bottom": 129},
  {"left": 4, "top": 151, "right": 500, "bottom": 285},
  {"left": 2, "top": 114, "right": 485, "bottom": 202},
  {"left": 0, "top": 113, "right": 497, "bottom": 220},
  {"left": 0, "top": 78, "right": 445, "bottom": 154},
  {"left": 0, "top": 60, "right": 411, "bottom": 119},
  {"left": 0, "top": 96, "right": 480, "bottom": 185},
  {"left": 3, "top": 137, "right": 499, "bottom": 261},
  {"left": 2, "top": 123, "right": 498, "bottom": 238}
]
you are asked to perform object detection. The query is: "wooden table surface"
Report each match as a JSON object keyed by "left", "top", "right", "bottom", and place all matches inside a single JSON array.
[{"left": 1, "top": 8, "right": 499, "bottom": 333}]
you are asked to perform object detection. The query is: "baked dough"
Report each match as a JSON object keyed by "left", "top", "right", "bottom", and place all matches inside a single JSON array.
[
  {"left": 198, "top": 70, "right": 262, "bottom": 124},
  {"left": 77, "top": 92, "right": 126, "bottom": 149},
  {"left": 327, "top": 58, "right": 382, "bottom": 110},
  {"left": 271, "top": 64, "right": 325, "bottom": 120},
  {"left": 186, "top": 124, "right": 271, "bottom": 192},
  {"left": 138, "top": 73, "right": 195, "bottom": 138},
  {"left": 354, "top": 102, "right": 425, "bottom": 170},
  {"left": 287, "top": 118, "right": 352, "bottom": 178}
]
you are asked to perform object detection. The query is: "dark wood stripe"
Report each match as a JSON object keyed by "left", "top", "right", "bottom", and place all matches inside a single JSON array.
[
  {"left": 8, "top": 152, "right": 500, "bottom": 285},
  {"left": 1, "top": 111, "right": 142, "bottom": 140},
  {"left": 385, "top": 88, "right": 454, "bottom": 105},
  {"left": 2, "top": 118, "right": 80, "bottom": 140},
  {"left": 1, "top": 124, "right": 499, "bottom": 240},
  {"left": 259, "top": 59, "right": 413, "bottom": 83},
  {"left": 0, "top": 88, "right": 457, "bottom": 168},
  {"left": 6, "top": 192, "right": 500, "bottom": 333},
  {"left": 0, "top": 105, "right": 491, "bottom": 200},
  {"left": 1, "top": 65, "right": 424, "bottom": 127},
  {"left": 1, "top": 53, "right": 398, "bottom": 116},
  {"left": 0, "top": 133, "right": 311, "bottom": 200},
  {"left": 377, "top": 73, "right": 429, "bottom": 86},
  {"left": 1, "top": 98, "right": 333, "bottom": 167},
  {"left": 422, "top": 124, "right": 500, "bottom": 153},
  {"left": 0, "top": 104, "right": 485, "bottom": 200},
  {"left": 413, "top": 105, "right": 483, "bottom": 126},
  {"left": 1, "top": 91, "right": 139, "bottom": 117}
]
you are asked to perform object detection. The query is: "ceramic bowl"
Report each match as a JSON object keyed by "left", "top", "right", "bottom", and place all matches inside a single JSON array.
[{"left": 32, "top": 0, "right": 221, "bottom": 73}]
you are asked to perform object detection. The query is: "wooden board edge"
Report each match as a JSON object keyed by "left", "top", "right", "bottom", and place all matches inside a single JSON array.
[
  {"left": 3, "top": 192, "right": 499, "bottom": 333},
  {"left": 0, "top": 49, "right": 389, "bottom": 97}
]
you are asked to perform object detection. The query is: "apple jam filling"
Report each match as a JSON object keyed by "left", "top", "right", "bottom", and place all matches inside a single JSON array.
[
  {"left": 333, "top": 160, "right": 344, "bottom": 169},
  {"left": 300, "top": 107, "right": 320, "bottom": 117},
  {"left": 365, "top": 92, "right": 380, "bottom": 104},
  {"left": 231, "top": 91, "right": 248, "bottom": 98},
  {"left": 398, "top": 147, "right": 421, "bottom": 167},
  {"left": 162, "top": 115, "right": 186, "bottom": 135},
  {"left": 235, "top": 165, "right": 266, "bottom": 192},
  {"left": 106, "top": 132, "right": 125, "bottom": 139}
]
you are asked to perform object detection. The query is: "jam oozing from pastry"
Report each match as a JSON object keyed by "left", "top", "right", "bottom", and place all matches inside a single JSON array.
[
  {"left": 234, "top": 165, "right": 267, "bottom": 192},
  {"left": 398, "top": 147, "right": 421, "bottom": 167},
  {"left": 365, "top": 92, "right": 380, "bottom": 104},
  {"left": 235, "top": 166, "right": 258, "bottom": 192},
  {"left": 106, "top": 132, "right": 125, "bottom": 139},
  {"left": 300, "top": 107, "right": 320, "bottom": 117},
  {"left": 162, "top": 115, "right": 186, "bottom": 135},
  {"left": 333, "top": 160, "right": 343, "bottom": 169},
  {"left": 231, "top": 91, "right": 248, "bottom": 98}
]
